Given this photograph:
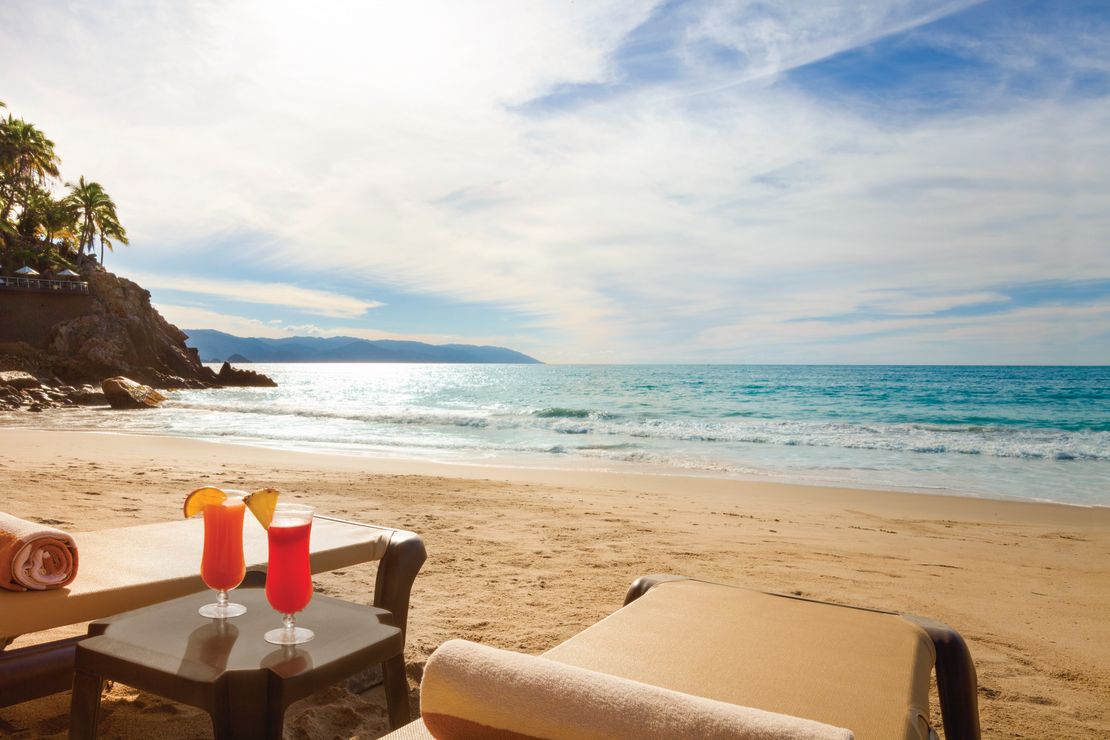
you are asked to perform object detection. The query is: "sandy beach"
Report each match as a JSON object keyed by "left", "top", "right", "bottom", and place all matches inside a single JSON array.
[{"left": 0, "top": 428, "right": 1107, "bottom": 738}]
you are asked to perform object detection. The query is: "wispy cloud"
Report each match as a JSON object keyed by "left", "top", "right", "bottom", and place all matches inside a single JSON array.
[
  {"left": 677, "top": 0, "right": 985, "bottom": 94},
  {"left": 859, "top": 291, "right": 1009, "bottom": 316},
  {"left": 690, "top": 303, "right": 1110, "bottom": 364},
  {"left": 130, "top": 273, "right": 381, "bottom": 319}
]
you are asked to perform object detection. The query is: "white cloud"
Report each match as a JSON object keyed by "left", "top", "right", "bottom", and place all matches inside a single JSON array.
[
  {"left": 2, "top": 1, "right": 1108, "bottom": 362},
  {"left": 128, "top": 272, "right": 381, "bottom": 318}
]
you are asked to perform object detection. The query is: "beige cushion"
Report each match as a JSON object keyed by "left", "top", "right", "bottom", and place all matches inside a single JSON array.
[
  {"left": 420, "top": 639, "right": 853, "bottom": 739},
  {"left": 0, "top": 516, "right": 392, "bottom": 638},
  {"left": 542, "top": 579, "right": 934, "bottom": 740},
  {"left": 381, "top": 718, "right": 435, "bottom": 739}
]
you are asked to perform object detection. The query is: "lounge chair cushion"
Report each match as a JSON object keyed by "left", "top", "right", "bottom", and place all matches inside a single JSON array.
[
  {"left": 382, "top": 718, "right": 434, "bottom": 739},
  {"left": 420, "top": 639, "right": 853, "bottom": 739},
  {"left": 542, "top": 579, "right": 934, "bottom": 740}
]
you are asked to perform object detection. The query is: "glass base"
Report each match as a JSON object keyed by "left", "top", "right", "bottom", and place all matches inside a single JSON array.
[
  {"left": 264, "top": 626, "right": 314, "bottom": 645},
  {"left": 199, "top": 601, "right": 247, "bottom": 619}
]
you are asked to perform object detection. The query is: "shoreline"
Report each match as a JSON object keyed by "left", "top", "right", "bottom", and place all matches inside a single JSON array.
[
  {"left": 7, "top": 423, "right": 1109, "bottom": 511},
  {"left": 1, "top": 428, "right": 1108, "bottom": 737}
]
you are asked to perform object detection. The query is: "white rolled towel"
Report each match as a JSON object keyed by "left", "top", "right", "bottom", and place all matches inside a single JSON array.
[
  {"left": 0, "top": 512, "right": 79, "bottom": 591},
  {"left": 420, "top": 639, "right": 854, "bottom": 740}
]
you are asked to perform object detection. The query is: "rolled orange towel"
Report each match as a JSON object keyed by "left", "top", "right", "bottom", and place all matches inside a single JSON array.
[
  {"left": 421, "top": 639, "right": 854, "bottom": 740},
  {"left": 0, "top": 512, "right": 79, "bottom": 591}
]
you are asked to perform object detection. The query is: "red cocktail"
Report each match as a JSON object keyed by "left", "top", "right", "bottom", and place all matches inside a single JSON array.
[
  {"left": 198, "top": 495, "right": 247, "bottom": 618},
  {"left": 266, "top": 521, "right": 312, "bottom": 612},
  {"left": 264, "top": 503, "right": 314, "bottom": 644}
]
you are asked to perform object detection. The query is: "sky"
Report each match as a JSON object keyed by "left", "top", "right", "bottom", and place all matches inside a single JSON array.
[{"left": 2, "top": 0, "right": 1108, "bottom": 363}]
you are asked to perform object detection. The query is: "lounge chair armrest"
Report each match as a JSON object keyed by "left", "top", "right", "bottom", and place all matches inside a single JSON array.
[
  {"left": 624, "top": 574, "right": 690, "bottom": 606},
  {"left": 902, "top": 614, "right": 981, "bottom": 740},
  {"left": 307, "top": 514, "right": 426, "bottom": 637},
  {"left": 374, "top": 529, "right": 427, "bottom": 639}
]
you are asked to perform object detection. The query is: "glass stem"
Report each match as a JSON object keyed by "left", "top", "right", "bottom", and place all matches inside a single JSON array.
[
  {"left": 217, "top": 589, "right": 228, "bottom": 610},
  {"left": 283, "top": 612, "right": 296, "bottom": 636}
]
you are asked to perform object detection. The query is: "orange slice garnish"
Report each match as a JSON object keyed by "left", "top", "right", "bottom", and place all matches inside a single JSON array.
[
  {"left": 183, "top": 486, "right": 227, "bottom": 518},
  {"left": 244, "top": 487, "right": 280, "bottom": 529}
]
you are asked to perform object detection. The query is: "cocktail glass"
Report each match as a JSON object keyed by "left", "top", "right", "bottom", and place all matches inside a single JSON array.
[
  {"left": 198, "top": 492, "right": 247, "bottom": 618},
  {"left": 264, "top": 503, "right": 315, "bottom": 644}
]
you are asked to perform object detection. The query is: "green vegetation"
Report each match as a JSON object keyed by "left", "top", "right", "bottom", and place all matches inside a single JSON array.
[{"left": 0, "top": 99, "right": 128, "bottom": 275}]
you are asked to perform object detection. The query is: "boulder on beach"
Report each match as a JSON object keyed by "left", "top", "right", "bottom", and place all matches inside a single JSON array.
[
  {"left": 0, "top": 383, "right": 22, "bottom": 409},
  {"left": 216, "top": 362, "right": 277, "bottom": 387},
  {"left": 70, "top": 384, "right": 108, "bottom": 405},
  {"left": 101, "top": 376, "right": 167, "bottom": 409},
  {"left": 0, "top": 370, "right": 41, "bottom": 390}
]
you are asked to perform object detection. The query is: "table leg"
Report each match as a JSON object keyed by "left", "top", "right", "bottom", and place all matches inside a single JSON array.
[
  {"left": 211, "top": 672, "right": 271, "bottom": 739},
  {"left": 383, "top": 653, "right": 410, "bottom": 729},
  {"left": 68, "top": 669, "right": 104, "bottom": 740}
]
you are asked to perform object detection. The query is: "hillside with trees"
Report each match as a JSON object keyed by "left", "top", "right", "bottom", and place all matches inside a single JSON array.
[{"left": 0, "top": 100, "right": 127, "bottom": 274}]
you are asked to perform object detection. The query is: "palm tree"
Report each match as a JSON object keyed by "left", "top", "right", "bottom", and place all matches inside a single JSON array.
[
  {"left": 25, "top": 188, "right": 78, "bottom": 252},
  {"left": 0, "top": 116, "right": 61, "bottom": 224},
  {"left": 65, "top": 176, "right": 128, "bottom": 264}
]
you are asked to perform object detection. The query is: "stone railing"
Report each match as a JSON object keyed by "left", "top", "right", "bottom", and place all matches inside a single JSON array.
[{"left": 0, "top": 276, "right": 89, "bottom": 294}]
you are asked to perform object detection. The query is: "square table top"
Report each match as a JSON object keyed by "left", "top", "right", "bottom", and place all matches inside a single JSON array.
[{"left": 79, "top": 586, "right": 403, "bottom": 689}]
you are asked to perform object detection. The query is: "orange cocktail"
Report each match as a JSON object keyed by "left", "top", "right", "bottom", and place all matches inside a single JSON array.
[
  {"left": 202, "top": 498, "right": 246, "bottom": 590},
  {"left": 198, "top": 495, "right": 247, "bottom": 618}
]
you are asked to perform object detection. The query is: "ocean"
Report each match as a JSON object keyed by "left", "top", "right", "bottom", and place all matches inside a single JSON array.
[{"left": 14, "top": 364, "right": 1110, "bottom": 506}]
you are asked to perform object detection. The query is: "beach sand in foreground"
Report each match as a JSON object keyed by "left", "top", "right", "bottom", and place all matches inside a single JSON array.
[{"left": 0, "top": 428, "right": 1107, "bottom": 738}]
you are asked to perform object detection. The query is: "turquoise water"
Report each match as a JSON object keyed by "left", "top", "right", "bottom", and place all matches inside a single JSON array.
[{"left": 20, "top": 364, "right": 1110, "bottom": 505}]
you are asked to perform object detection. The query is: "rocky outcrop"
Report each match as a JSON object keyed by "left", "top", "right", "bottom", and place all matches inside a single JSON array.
[
  {"left": 101, "top": 376, "right": 167, "bottom": 409},
  {"left": 0, "top": 346, "right": 107, "bottom": 409},
  {"left": 216, "top": 361, "right": 278, "bottom": 387},
  {"left": 0, "top": 378, "right": 105, "bottom": 412},
  {"left": 45, "top": 266, "right": 220, "bottom": 388}
]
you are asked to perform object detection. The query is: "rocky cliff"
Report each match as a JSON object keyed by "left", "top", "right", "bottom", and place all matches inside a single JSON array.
[
  {"left": 44, "top": 265, "right": 215, "bottom": 388},
  {"left": 0, "top": 265, "right": 274, "bottom": 406}
]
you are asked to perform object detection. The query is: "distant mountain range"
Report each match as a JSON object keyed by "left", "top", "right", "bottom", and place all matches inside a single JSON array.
[{"left": 184, "top": 329, "right": 542, "bottom": 364}]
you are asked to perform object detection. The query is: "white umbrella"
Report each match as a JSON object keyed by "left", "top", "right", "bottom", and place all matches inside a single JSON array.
[
  {"left": 14, "top": 266, "right": 39, "bottom": 276},
  {"left": 57, "top": 268, "right": 80, "bottom": 277}
]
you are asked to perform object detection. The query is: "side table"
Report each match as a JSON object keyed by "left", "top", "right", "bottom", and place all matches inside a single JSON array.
[{"left": 68, "top": 586, "right": 408, "bottom": 739}]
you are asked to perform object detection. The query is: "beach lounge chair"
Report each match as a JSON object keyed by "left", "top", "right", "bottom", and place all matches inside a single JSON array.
[
  {"left": 385, "top": 574, "right": 980, "bottom": 740},
  {"left": 0, "top": 514, "right": 425, "bottom": 717}
]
